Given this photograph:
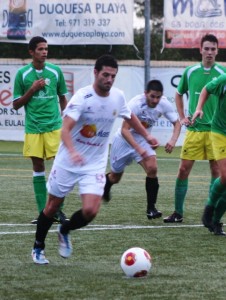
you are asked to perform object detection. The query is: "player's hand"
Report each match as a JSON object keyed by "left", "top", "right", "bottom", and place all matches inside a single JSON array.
[
  {"left": 146, "top": 135, "right": 159, "bottom": 150},
  {"left": 70, "top": 151, "right": 85, "bottom": 165},
  {"left": 180, "top": 116, "right": 192, "bottom": 127},
  {"left": 32, "top": 78, "right": 46, "bottom": 92},
  {"left": 137, "top": 147, "right": 149, "bottom": 159},
  {"left": 165, "top": 142, "right": 174, "bottom": 154},
  {"left": 191, "top": 110, "right": 203, "bottom": 124}
]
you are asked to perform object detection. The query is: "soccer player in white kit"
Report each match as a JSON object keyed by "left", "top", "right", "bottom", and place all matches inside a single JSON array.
[
  {"left": 103, "top": 80, "right": 181, "bottom": 219},
  {"left": 31, "top": 55, "right": 159, "bottom": 264}
]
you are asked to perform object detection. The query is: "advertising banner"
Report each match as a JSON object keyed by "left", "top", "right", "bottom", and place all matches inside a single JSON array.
[
  {"left": 164, "top": 0, "right": 226, "bottom": 48},
  {"left": 0, "top": 0, "right": 133, "bottom": 45}
]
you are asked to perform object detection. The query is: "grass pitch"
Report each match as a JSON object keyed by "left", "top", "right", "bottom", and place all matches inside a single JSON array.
[{"left": 0, "top": 141, "right": 226, "bottom": 300}]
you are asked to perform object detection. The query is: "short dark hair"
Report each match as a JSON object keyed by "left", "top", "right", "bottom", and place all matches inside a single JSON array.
[
  {"left": 94, "top": 54, "right": 118, "bottom": 72},
  {"left": 201, "top": 34, "right": 218, "bottom": 47},
  {"left": 146, "top": 80, "right": 163, "bottom": 93},
  {"left": 28, "top": 36, "right": 47, "bottom": 51}
]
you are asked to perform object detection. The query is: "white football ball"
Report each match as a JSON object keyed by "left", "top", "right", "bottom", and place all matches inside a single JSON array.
[{"left": 120, "top": 247, "right": 152, "bottom": 278}]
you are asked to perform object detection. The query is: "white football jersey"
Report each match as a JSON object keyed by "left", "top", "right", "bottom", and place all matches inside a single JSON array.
[
  {"left": 54, "top": 85, "right": 131, "bottom": 174},
  {"left": 116, "top": 93, "right": 178, "bottom": 140}
]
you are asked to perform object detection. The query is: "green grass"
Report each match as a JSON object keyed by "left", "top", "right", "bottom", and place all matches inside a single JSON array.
[
  {"left": 0, "top": 140, "right": 23, "bottom": 154},
  {"left": 0, "top": 141, "right": 226, "bottom": 300}
]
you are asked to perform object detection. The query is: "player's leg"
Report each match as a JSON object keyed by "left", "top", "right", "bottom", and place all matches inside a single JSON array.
[
  {"left": 61, "top": 191, "right": 103, "bottom": 234},
  {"left": 32, "top": 162, "right": 69, "bottom": 264},
  {"left": 203, "top": 177, "right": 226, "bottom": 235},
  {"left": 58, "top": 174, "right": 104, "bottom": 258},
  {"left": 208, "top": 160, "right": 219, "bottom": 198},
  {"left": 139, "top": 155, "right": 161, "bottom": 219},
  {"left": 212, "top": 191, "right": 226, "bottom": 235},
  {"left": 202, "top": 160, "right": 219, "bottom": 230},
  {"left": 32, "top": 164, "right": 75, "bottom": 263},
  {"left": 102, "top": 171, "right": 123, "bottom": 202},
  {"left": 23, "top": 133, "right": 47, "bottom": 221},
  {"left": 103, "top": 135, "right": 132, "bottom": 202},
  {"left": 202, "top": 132, "right": 226, "bottom": 232},
  {"left": 31, "top": 157, "right": 46, "bottom": 212},
  {"left": 32, "top": 193, "right": 64, "bottom": 264},
  {"left": 164, "top": 159, "right": 194, "bottom": 223},
  {"left": 202, "top": 131, "right": 220, "bottom": 225},
  {"left": 31, "top": 156, "right": 47, "bottom": 220},
  {"left": 210, "top": 156, "right": 226, "bottom": 235},
  {"left": 175, "top": 159, "right": 194, "bottom": 215},
  {"left": 64, "top": 173, "right": 104, "bottom": 230},
  {"left": 31, "top": 157, "right": 66, "bottom": 225},
  {"left": 44, "top": 129, "right": 68, "bottom": 223},
  {"left": 164, "top": 131, "right": 205, "bottom": 223}
]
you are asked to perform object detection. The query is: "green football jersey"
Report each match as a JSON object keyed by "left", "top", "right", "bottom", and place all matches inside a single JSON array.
[
  {"left": 13, "top": 62, "right": 68, "bottom": 133},
  {"left": 206, "top": 73, "right": 226, "bottom": 136},
  {"left": 177, "top": 63, "right": 226, "bottom": 131}
]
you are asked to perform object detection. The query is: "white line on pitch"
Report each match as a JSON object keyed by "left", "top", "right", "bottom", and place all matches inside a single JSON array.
[{"left": 0, "top": 223, "right": 206, "bottom": 235}]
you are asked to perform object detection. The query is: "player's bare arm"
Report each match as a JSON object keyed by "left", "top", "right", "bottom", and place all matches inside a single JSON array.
[
  {"left": 59, "top": 95, "right": 68, "bottom": 112},
  {"left": 191, "top": 87, "right": 209, "bottom": 123},
  {"left": 61, "top": 115, "right": 84, "bottom": 165},
  {"left": 165, "top": 119, "right": 181, "bottom": 153},
  {"left": 124, "top": 113, "right": 159, "bottom": 149},
  {"left": 175, "top": 92, "right": 191, "bottom": 127},
  {"left": 121, "top": 120, "right": 149, "bottom": 159}
]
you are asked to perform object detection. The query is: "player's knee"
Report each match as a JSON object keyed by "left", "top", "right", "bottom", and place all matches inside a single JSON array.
[
  {"left": 45, "top": 196, "right": 63, "bottom": 217},
  {"left": 83, "top": 207, "right": 99, "bottom": 221},
  {"left": 44, "top": 205, "right": 59, "bottom": 218},
  {"left": 109, "top": 172, "right": 122, "bottom": 184},
  {"left": 146, "top": 167, "right": 157, "bottom": 177},
  {"left": 178, "top": 165, "right": 190, "bottom": 178}
]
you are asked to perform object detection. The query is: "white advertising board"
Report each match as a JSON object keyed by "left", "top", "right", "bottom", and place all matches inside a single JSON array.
[{"left": 0, "top": 63, "right": 187, "bottom": 145}]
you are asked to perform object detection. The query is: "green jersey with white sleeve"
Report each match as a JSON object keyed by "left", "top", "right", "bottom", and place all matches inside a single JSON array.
[
  {"left": 206, "top": 73, "right": 226, "bottom": 136},
  {"left": 177, "top": 62, "right": 226, "bottom": 132},
  {"left": 13, "top": 62, "right": 67, "bottom": 133}
]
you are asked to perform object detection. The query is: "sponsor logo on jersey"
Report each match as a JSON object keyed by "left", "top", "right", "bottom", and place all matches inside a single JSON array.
[
  {"left": 80, "top": 124, "right": 97, "bottom": 138},
  {"left": 80, "top": 124, "right": 110, "bottom": 138},
  {"left": 84, "top": 93, "right": 93, "bottom": 99},
  {"left": 45, "top": 78, "right": 50, "bottom": 85}
]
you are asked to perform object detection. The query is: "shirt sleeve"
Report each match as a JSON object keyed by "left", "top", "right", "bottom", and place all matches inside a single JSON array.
[
  {"left": 13, "top": 71, "right": 24, "bottom": 101},
  {"left": 127, "top": 97, "right": 140, "bottom": 116},
  {"left": 63, "top": 91, "right": 84, "bottom": 121},
  {"left": 205, "top": 74, "right": 225, "bottom": 97},
  {"left": 162, "top": 97, "right": 178, "bottom": 123},
  {"left": 117, "top": 90, "right": 131, "bottom": 119},
  {"left": 57, "top": 68, "right": 68, "bottom": 96},
  {"left": 177, "top": 67, "right": 189, "bottom": 95}
]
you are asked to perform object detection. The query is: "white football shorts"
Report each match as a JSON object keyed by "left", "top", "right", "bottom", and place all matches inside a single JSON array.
[
  {"left": 47, "top": 164, "right": 106, "bottom": 198},
  {"left": 110, "top": 134, "right": 156, "bottom": 173}
]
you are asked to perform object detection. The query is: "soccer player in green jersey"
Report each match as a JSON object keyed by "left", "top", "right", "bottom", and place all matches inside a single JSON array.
[
  {"left": 163, "top": 34, "right": 226, "bottom": 223},
  {"left": 192, "top": 74, "right": 226, "bottom": 235},
  {"left": 13, "top": 36, "right": 68, "bottom": 224}
]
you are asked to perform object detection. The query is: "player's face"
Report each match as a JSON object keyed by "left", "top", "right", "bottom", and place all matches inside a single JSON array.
[
  {"left": 200, "top": 41, "right": 218, "bottom": 66},
  {"left": 94, "top": 66, "right": 118, "bottom": 96},
  {"left": 145, "top": 90, "right": 162, "bottom": 108},
  {"left": 30, "top": 42, "right": 48, "bottom": 64}
]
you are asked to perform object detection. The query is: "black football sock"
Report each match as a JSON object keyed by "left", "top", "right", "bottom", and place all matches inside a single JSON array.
[
  {"left": 34, "top": 211, "right": 54, "bottom": 249},
  {"left": 103, "top": 173, "right": 114, "bottom": 197},
  {"left": 60, "top": 209, "right": 90, "bottom": 234},
  {"left": 146, "top": 177, "right": 159, "bottom": 211}
]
